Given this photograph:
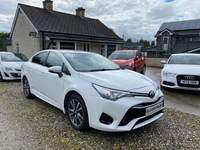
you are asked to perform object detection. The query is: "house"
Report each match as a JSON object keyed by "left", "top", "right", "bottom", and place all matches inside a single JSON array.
[
  {"left": 144, "top": 19, "right": 200, "bottom": 57},
  {"left": 1, "top": 35, "right": 11, "bottom": 51},
  {"left": 7, "top": 0, "right": 122, "bottom": 58}
]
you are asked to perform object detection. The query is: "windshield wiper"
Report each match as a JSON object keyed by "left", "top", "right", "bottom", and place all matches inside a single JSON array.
[{"left": 90, "top": 68, "right": 120, "bottom": 72}]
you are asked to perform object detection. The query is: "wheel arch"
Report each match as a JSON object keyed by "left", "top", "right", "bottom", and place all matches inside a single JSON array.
[{"left": 64, "top": 90, "right": 85, "bottom": 114}]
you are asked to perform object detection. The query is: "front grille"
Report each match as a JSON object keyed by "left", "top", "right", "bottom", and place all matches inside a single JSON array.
[
  {"left": 10, "top": 73, "right": 21, "bottom": 77},
  {"left": 14, "top": 69, "right": 21, "bottom": 71},
  {"left": 119, "top": 97, "right": 164, "bottom": 126},
  {"left": 177, "top": 75, "right": 200, "bottom": 88},
  {"left": 133, "top": 110, "right": 164, "bottom": 128}
]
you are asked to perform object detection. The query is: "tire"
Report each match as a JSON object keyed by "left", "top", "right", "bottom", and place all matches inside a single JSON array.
[
  {"left": 0, "top": 72, "right": 4, "bottom": 82},
  {"left": 142, "top": 66, "right": 146, "bottom": 75},
  {"left": 67, "top": 94, "right": 89, "bottom": 131},
  {"left": 23, "top": 77, "right": 33, "bottom": 98},
  {"left": 133, "top": 67, "right": 136, "bottom": 72}
]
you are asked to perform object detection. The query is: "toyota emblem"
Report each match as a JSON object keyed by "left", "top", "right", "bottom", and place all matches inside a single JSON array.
[
  {"left": 149, "top": 91, "right": 155, "bottom": 99},
  {"left": 184, "top": 76, "right": 195, "bottom": 80}
]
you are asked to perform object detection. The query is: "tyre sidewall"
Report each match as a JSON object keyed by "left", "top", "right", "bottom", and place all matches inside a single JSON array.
[
  {"left": 23, "top": 77, "right": 32, "bottom": 98},
  {"left": 67, "top": 94, "right": 89, "bottom": 131}
]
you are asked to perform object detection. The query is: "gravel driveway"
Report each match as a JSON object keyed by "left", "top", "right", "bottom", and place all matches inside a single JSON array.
[{"left": 0, "top": 81, "right": 200, "bottom": 150}]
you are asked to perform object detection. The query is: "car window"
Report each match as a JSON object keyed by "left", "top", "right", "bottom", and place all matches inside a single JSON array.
[
  {"left": 108, "top": 52, "right": 135, "bottom": 60},
  {"left": 168, "top": 55, "right": 200, "bottom": 65},
  {"left": 1, "top": 53, "right": 28, "bottom": 62},
  {"left": 63, "top": 52, "right": 120, "bottom": 72},
  {"left": 32, "top": 52, "right": 48, "bottom": 65},
  {"left": 46, "top": 52, "right": 63, "bottom": 67},
  {"left": 46, "top": 52, "right": 70, "bottom": 74},
  {"left": 136, "top": 52, "right": 140, "bottom": 60},
  {"left": 139, "top": 51, "right": 142, "bottom": 59}
]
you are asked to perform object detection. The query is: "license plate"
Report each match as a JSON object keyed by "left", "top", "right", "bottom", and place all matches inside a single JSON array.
[
  {"left": 146, "top": 102, "right": 163, "bottom": 116},
  {"left": 180, "top": 80, "right": 199, "bottom": 85}
]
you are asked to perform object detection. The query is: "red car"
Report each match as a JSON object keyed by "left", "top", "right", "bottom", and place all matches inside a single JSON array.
[{"left": 108, "top": 50, "right": 146, "bottom": 74}]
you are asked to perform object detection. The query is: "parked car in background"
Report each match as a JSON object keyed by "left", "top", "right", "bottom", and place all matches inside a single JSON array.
[
  {"left": 21, "top": 49, "right": 164, "bottom": 132},
  {"left": 108, "top": 50, "right": 146, "bottom": 74},
  {"left": 161, "top": 53, "right": 200, "bottom": 91},
  {"left": 0, "top": 52, "right": 28, "bottom": 82}
]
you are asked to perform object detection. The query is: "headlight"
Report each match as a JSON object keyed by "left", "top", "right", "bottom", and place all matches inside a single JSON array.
[
  {"left": 5, "top": 67, "right": 13, "bottom": 71},
  {"left": 92, "top": 84, "right": 129, "bottom": 101},
  {"left": 163, "top": 71, "right": 176, "bottom": 77},
  {"left": 120, "top": 63, "right": 132, "bottom": 68}
]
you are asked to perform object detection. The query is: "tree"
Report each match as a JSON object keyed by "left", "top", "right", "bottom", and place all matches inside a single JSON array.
[
  {"left": 151, "top": 40, "right": 155, "bottom": 47},
  {"left": 126, "top": 38, "right": 133, "bottom": 43},
  {"left": 0, "top": 32, "right": 10, "bottom": 51},
  {"left": 139, "top": 37, "right": 144, "bottom": 43}
]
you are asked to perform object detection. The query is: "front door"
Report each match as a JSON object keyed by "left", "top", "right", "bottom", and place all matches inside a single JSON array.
[{"left": 163, "top": 37, "right": 169, "bottom": 51}]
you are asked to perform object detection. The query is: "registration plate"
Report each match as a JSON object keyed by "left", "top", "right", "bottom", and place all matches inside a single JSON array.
[
  {"left": 146, "top": 102, "right": 163, "bottom": 116},
  {"left": 180, "top": 80, "right": 199, "bottom": 85}
]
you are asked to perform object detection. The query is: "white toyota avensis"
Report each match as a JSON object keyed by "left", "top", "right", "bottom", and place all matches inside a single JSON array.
[
  {"left": 0, "top": 52, "right": 28, "bottom": 81},
  {"left": 161, "top": 53, "right": 200, "bottom": 91},
  {"left": 21, "top": 50, "right": 164, "bottom": 132}
]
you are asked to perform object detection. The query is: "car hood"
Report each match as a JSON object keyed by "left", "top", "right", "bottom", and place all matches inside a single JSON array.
[
  {"left": 110, "top": 59, "right": 132, "bottom": 66},
  {"left": 163, "top": 64, "right": 200, "bottom": 75},
  {"left": 79, "top": 69, "right": 156, "bottom": 91},
  {"left": 1, "top": 62, "right": 24, "bottom": 70}
]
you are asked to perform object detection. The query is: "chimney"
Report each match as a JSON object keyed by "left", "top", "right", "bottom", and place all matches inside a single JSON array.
[
  {"left": 43, "top": 0, "right": 53, "bottom": 10},
  {"left": 76, "top": 7, "right": 85, "bottom": 17}
]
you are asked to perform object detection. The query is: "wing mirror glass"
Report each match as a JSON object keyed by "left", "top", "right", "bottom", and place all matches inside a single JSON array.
[
  {"left": 161, "top": 60, "right": 167, "bottom": 64},
  {"left": 48, "top": 66, "right": 63, "bottom": 78}
]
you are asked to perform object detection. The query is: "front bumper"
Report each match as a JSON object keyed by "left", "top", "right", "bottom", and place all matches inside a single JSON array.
[
  {"left": 1, "top": 70, "right": 21, "bottom": 80},
  {"left": 161, "top": 75, "right": 200, "bottom": 91},
  {"left": 84, "top": 92, "right": 164, "bottom": 132}
]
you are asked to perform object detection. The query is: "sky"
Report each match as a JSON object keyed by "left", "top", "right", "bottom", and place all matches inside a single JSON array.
[{"left": 0, "top": 0, "right": 200, "bottom": 42}]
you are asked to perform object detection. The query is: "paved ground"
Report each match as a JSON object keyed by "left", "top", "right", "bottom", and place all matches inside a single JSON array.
[{"left": 146, "top": 67, "right": 200, "bottom": 116}]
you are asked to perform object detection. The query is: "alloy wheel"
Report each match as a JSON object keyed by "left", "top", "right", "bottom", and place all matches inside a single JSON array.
[{"left": 68, "top": 99, "right": 84, "bottom": 127}]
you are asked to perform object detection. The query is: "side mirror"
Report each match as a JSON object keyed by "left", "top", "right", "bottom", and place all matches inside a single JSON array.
[
  {"left": 48, "top": 66, "right": 63, "bottom": 78},
  {"left": 136, "top": 56, "right": 139, "bottom": 60},
  {"left": 161, "top": 60, "right": 167, "bottom": 64}
]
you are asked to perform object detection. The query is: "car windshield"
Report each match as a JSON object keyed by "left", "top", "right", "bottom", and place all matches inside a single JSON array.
[
  {"left": 108, "top": 51, "right": 135, "bottom": 60},
  {"left": 1, "top": 53, "right": 28, "bottom": 62},
  {"left": 62, "top": 52, "right": 120, "bottom": 72},
  {"left": 168, "top": 55, "right": 200, "bottom": 65}
]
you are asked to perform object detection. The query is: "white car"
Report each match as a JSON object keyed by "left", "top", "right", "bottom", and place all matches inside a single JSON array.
[
  {"left": 21, "top": 50, "right": 164, "bottom": 132},
  {"left": 161, "top": 53, "right": 200, "bottom": 91},
  {"left": 0, "top": 52, "right": 28, "bottom": 82}
]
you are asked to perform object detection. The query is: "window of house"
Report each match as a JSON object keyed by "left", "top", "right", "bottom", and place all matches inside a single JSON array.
[
  {"left": 32, "top": 52, "right": 48, "bottom": 65},
  {"left": 186, "top": 37, "right": 197, "bottom": 42},
  {"left": 16, "top": 42, "right": 19, "bottom": 52},
  {"left": 52, "top": 42, "right": 57, "bottom": 49},
  {"left": 101, "top": 45, "right": 106, "bottom": 56},
  {"left": 83, "top": 43, "right": 90, "bottom": 51},
  {"left": 107, "top": 45, "right": 116, "bottom": 56},
  {"left": 60, "top": 42, "right": 75, "bottom": 50}
]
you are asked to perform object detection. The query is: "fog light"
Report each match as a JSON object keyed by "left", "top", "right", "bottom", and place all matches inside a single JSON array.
[{"left": 100, "top": 113, "right": 113, "bottom": 125}]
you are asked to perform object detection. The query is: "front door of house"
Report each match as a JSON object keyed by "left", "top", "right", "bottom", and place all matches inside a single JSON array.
[{"left": 163, "top": 37, "right": 169, "bottom": 51}]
